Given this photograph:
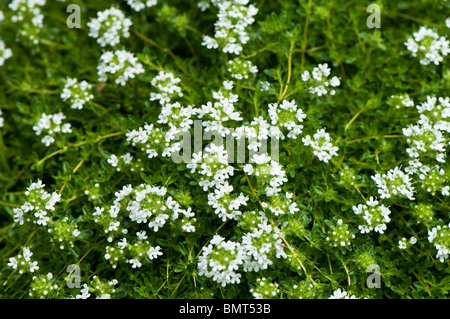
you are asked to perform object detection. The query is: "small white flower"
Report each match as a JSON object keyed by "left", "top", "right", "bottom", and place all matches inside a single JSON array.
[
  {"left": 301, "top": 71, "right": 310, "bottom": 81},
  {"left": 147, "top": 246, "right": 163, "bottom": 260},
  {"left": 0, "top": 40, "right": 13, "bottom": 67},
  {"left": 107, "top": 154, "right": 119, "bottom": 167}
]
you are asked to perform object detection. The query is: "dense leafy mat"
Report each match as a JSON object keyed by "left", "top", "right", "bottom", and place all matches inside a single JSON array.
[{"left": 0, "top": 0, "right": 449, "bottom": 299}]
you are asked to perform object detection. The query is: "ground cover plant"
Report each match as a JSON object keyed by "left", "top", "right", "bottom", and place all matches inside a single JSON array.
[{"left": 0, "top": 0, "right": 449, "bottom": 299}]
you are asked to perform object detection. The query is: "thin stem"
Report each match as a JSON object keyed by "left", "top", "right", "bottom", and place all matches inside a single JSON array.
[{"left": 300, "top": 0, "right": 313, "bottom": 71}]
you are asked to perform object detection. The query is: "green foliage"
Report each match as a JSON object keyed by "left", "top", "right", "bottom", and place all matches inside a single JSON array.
[{"left": 0, "top": 0, "right": 449, "bottom": 299}]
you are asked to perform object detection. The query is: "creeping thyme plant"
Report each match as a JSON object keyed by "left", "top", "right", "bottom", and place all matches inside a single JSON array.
[{"left": 0, "top": 0, "right": 449, "bottom": 300}]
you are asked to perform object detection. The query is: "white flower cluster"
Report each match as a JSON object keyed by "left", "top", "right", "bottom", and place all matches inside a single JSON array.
[
  {"left": 398, "top": 236, "right": 417, "bottom": 250},
  {"left": 104, "top": 237, "right": 163, "bottom": 269},
  {"left": 93, "top": 183, "right": 195, "bottom": 268},
  {"left": 263, "top": 192, "right": 299, "bottom": 217},
  {"left": 268, "top": 99, "right": 307, "bottom": 140},
  {"left": 407, "top": 164, "right": 449, "bottom": 196},
  {"left": 7, "top": 247, "right": 39, "bottom": 274},
  {"left": 0, "top": 40, "right": 12, "bottom": 66},
  {"left": 127, "top": 74, "right": 194, "bottom": 164},
  {"left": 0, "top": 109, "right": 4, "bottom": 128},
  {"left": 60, "top": 78, "right": 94, "bottom": 110},
  {"left": 352, "top": 197, "right": 391, "bottom": 234},
  {"left": 197, "top": 1, "right": 210, "bottom": 11},
  {"left": 389, "top": 94, "right": 414, "bottom": 109},
  {"left": 32, "top": 112, "right": 72, "bottom": 146},
  {"left": 207, "top": 184, "right": 249, "bottom": 221},
  {"left": 302, "top": 128, "right": 339, "bottom": 163},
  {"left": 12, "top": 179, "right": 61, "bottom": 227},
  {"left": 47, "top": 217, "right": 81, "bottom": 250},
  {"left": 107, "top": 152, "right": 140, "bottom": 172},
  {"left": 301, "top": 63, "right": 340, "bottom": 96},
  {"left": 240, "top": 216, "right": 287, "bottom": 272},
  {"left": 202, "top": 0, "right": 258, "bottom": 55},
  {"left": 126, "top": 123, "right": 165, "bottom": 159},
  {"left": 403, "top": 118, "right": 446, "bottom": 163},
  {"left": 110, "top": 183, "right": 194, "bottom": 234},
  {"left": 9, "top": 0, "right": 45, "bottom": 44},
  {"left": 396, "top": 96, "right": 450, "bottom": 197},
  {"left": 198, "top": 213, "right": 287, "bottom": 287},
  {"left": 244, "top": 154, "right": 287, "bottom": 196},
  {"left": 428, "top": 223, "right": 450, "bottom": 262},
  {"left": 74, "top": 276, "right": 119, "bottom": 299},
  {"left": 125, "top": 0, "right": 157, "bottom": 11},
  {"left": 232, "top": 115, "right": 273, "bottom": 155},
  {"left": 250, "top": 277, "right": 280, "bottom": 299},
  {"left": 88, "top": 7, "right": 132, "bottom": 47},
  {"left": 196, "top": 82, "right": 243, "bottom": 136},
  {"left": 371, "top": 167, "right": 415, "bottom": 201},
  {"left": 227, "top": 58, "right": 258, "bottom": 79},
  {"left": 29, "top": 272, "right": 59, "bottom": 298},
  {"left": 198, "top": 234, "right": 244, "bottom": 287},
  {"left": 414, "top": 96, "right": 450, "bottom": 133},
  {"left": 188, "top": 143, "right": 234, "bottom": 191},
  {"left": 325, "top": 219, "right": 355, "bottom": 248},
  {"left": 328, "top": 288, "right": 358, "bottom": 299},
  {"left": 158, "top": 102, "right": 196, "bottom": 136},
  {"left": 404, "top": 26, "right": 449, "bottom": 65},
  {"left": 150, "top": 71, "right": 183, "bottom": 105},
  {"left": 97, "top": 50, "right": 144, "bottom": 86}
]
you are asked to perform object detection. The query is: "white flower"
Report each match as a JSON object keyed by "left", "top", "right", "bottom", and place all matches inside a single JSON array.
[
  {"left": 227, "top": 58, "right": 258, "bottom": 79},
  {"left": 150, "top": 71, "right": 183, "bottom": 105},
  {"left": 32, "top": 112, "right": 72, "bottom": 146},
  {"left": 202, "top": 1, "right": 258, "bottom": 55},
  {"left": 352, "top": 198, "right": 391, "bottom": 235},
  {"left": 147, "top": 246, "right": 163, "bottom": 260},
  {"left": 97, "top": 50, "right": 144, "bottom": 85},
  {"left": 404, "top": 26, "right": 449, "bottom": 65},
  {"left": 107, "top": 154, "right": 119, "bottom": 167},
  {"left": 267, "top": 99, "right": 306, "bottom": 139},
  {"left": 301, "top": 71, "right": 310, "bottom": 81},
  {"left": 329, "top": 288, "right": 358, "bottom": 299},
  {"left": 88, "top": 7, "right": 132, "bottom": 47},
  {"left": 197, "top": 235, "right": 244, "bottom": 287},
  {"left": 202, "top": 36, "right": 219, "bottom": 49},
  {"left": 0, "top": 40, "right": 13, "bottom": 67},
  {"left": 9, "top": 0, "right": 46, "bottom": 44},
  {"left": 197, "top": 1, "right": 210, "bottom": 11},
  {"left": 61, "top": 78, "right": 94, "bottom": 110},
  {"left": 302, "top": 128, "right": 339, "bottom": 163},
  {"left": 75, "top": 284, "right": 91, "bottom": 299},
  {"left": 372, "top": 167, "right": 415, "bottom": 201},
  {"left": 128, "top": 259, "right": 142, "bottom": 268},
  {"left": 330, "top": 76, "right": 340, "bottom": 87},
  {"left": 442, "top": 186, "right": 450, "bottom": 196},
  {"left": 7, "top": 257, "right": 18, "bottom": 269},
  {"left": 303, "top": 63, "right": 340, "bottom": 96},
  {"left": 125, "top": 0, "right": 157, "bottom": 11}
]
